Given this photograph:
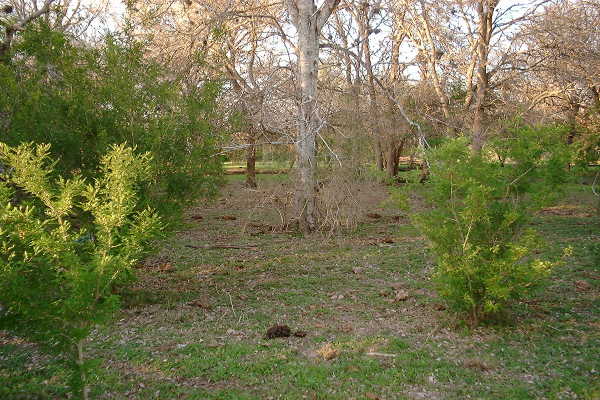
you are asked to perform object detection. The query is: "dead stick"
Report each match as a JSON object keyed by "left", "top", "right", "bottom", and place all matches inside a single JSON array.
[{"left": 185, "top": 244, "right": 258, "bottom": 250}]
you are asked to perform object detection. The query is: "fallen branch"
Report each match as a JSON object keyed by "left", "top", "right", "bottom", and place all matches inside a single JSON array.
[
  {"left": 224, "top": 169, "right": 287, "bottom": 175},
  {"left": 365, "top": 352, "right": 398, "bottom": 358},
  {"left": 185, "top": 244, "right": 258, "bottom": 250}
]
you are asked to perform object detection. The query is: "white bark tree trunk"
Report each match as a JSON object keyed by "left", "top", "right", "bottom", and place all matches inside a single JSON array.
[{"left": 287, "top": 0, "right": 339, "bottom": 233}]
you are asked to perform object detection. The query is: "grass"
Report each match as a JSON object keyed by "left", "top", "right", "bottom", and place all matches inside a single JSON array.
[
  {"left": 224, "top": 161, "right": 290, "bottom": 174},
  {"left": 1, "top": 176, "right": 599, "bottom": 399}
]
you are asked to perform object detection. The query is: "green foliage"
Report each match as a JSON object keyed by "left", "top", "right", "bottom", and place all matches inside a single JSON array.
[
  {"left": 0, "top": 23, "right": 224, "bottom": 226},
  {"left": 0, "top": 142, "right": 162, "bottom": 396},
  {"left": 404, "top": 126, "right": 572, "bottom": 325}
]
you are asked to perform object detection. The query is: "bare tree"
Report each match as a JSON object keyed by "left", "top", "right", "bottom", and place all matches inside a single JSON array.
[
  {"left": 286, "top": 0, "right": 340, "bottom": 233},
  {"left": 397, "top": 0, "right": 454, "bottom": 121},
  {"left": 521, "top": 0, "right": 600, "bottom": 144},
  {"left": 445, "top": 0, "right": 553, "bottom": 151},
  {"left": 128, "top": 0, "right": 297, "bottom": 188}
]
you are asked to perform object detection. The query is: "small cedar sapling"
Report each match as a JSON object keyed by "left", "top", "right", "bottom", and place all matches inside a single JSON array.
[
  {"left": 400, "top": 126, "right": 572, "bottom": 326},
  {"left": 0, "top": 142, "right": 162, "bottom": 399}
]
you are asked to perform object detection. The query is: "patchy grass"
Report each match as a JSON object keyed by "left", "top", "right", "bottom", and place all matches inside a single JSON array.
[{"left": 1, "top": 177, "right": 599, "bottom": 399}]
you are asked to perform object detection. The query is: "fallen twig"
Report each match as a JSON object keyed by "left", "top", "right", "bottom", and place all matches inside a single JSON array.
[
  {"left": 185, "top": 244, "right": 258, "bottom": 250},
  {"left": 365, "top": 352, "right": 397, "bottom": 358}
]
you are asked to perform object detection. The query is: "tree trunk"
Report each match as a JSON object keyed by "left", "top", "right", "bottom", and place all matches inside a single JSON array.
[
  {"left": 0, "top": 28, "right": 15, "bottom": 63},
  {"left": 246, "top": 130, "right": 257, "bottom": 188},
  {"left": 287, "top": 0, "right": 340, "bottom": 233},
  {"left": 471, "top": 0, "right": 497, "bottom": 153},
  {"left": 592, "top": 86, "right": 600, "bottom": 111},
  {"left": 376, "top": 140, "right": 384, "bottom": 171},
  {"left": 356, "top": 3, "right": 389, "bottom": 177},
  {"left": 76, "top": 339, "right": 90, "bottom": 400},
  {"left": 471, "top": 47, "right": 488, "bottom": 153},
  {"left": 472, "top": 94, "right": 486, "bottom": 153},
  {"left": 566, "top": 100, "right": 580, "bottom": 145},
  {"left": 385, "top": 145, "right": 399, "bottom": 178},
  {"left": 295, "top": 6, "right": 319, "bottom": 233},
  {"left": 418, "top": 6, "right": 451, "bottom": 122}
]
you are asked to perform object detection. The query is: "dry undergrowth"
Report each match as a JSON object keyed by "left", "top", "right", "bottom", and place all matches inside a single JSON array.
[{"left": 233, "top": 172, "right": 390, "bottom": 235}]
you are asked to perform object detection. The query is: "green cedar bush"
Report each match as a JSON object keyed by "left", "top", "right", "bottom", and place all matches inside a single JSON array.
[
  {"left": 404, "top": 126, "right": 572, "bottom": 325},
  {"left": 0, "top": 23, "right": 224, "bottom": 226},
  {"left": 0, "top": 142, "right": 162, "bottom": 398}
]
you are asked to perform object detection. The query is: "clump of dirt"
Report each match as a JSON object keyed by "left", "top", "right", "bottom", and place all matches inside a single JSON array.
[
  {"left": 264, "top": 325, "right": 308, "bottom": 339},
  {"left": 264, "top": 325, "right": 291, "bottom": 339}
]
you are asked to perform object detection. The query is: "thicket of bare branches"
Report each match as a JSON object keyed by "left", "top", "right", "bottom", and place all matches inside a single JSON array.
[{"left": 5, "top": 0, "right": 597, "bottom": 232}]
